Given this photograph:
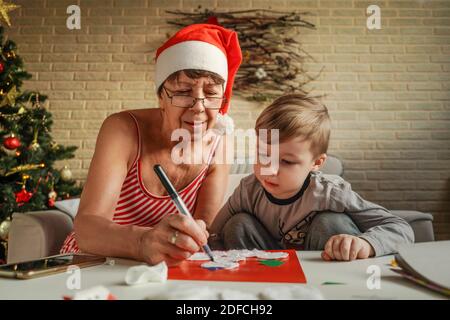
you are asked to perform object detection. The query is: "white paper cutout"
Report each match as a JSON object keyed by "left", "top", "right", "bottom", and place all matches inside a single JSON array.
[
  {"left": 188, "top": 249, "right": 288, "bottom": 261},
  {"left": 255, "top": 251, "right": 288, "bottom": 260},
  {"left": 124, "top": 261, "right": 168, "bottom": 285},
  {"left": 201, "top": 258, "right": 239, "bottom": 270},
  {"left": 187, "top": 249, "right": 289, "bottom": 270},
  {"left": 186, "top": 251, "right": 226, "bottom": 261}
]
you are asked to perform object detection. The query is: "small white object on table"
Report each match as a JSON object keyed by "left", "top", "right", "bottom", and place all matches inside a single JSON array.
[{"left": 0, "top": 251, "right": 444, "bottom": 300}]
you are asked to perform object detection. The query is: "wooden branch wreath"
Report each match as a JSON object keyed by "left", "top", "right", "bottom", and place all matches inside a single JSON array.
[{"left": 165, "top": 8, "right": 321, "bottom": 102}]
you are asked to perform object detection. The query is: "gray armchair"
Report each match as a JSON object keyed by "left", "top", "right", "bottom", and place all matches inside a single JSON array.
[
  {"left": 8, "top": 210, "right": 73, "bottom": 263},
  {"left": 7, "top": 155, "right": 434, "bottom": 263}
]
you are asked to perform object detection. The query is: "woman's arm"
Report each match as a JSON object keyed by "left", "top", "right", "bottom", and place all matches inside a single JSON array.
[
  {"left": 74, "top": 112, "right": 209, "bottom": 265},
  {"left": 74, "top": 112, "right": 147, "bottom": 259}
]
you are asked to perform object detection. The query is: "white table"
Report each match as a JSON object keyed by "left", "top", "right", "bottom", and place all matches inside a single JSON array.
[{"left": 0, "top": 251, "right": 444, "bottom": 300}]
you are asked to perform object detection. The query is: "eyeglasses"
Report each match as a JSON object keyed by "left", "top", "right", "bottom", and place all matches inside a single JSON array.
[{"left": 163, "top": 87, "right": 225, "bottom": 110}]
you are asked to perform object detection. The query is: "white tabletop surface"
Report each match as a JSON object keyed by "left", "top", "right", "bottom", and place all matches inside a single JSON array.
[{"left": 0, "top": 251, "right": 444, "bottom": 300}]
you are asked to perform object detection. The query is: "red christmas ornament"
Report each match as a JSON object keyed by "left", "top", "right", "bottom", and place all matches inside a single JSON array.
[
  {"left": 3, "top": 134, "right": 21, "bottom": 150},
  {"left": 48, "top": 198, "right": 55, "bottom": 207},
  {"left": 15, "top": 186, "right": 33, "bottom": 206},
  {"left": 0, "top": 62, "right": 4, "bottom": 73},
  {"left": 206, "top": 16, "right": 219, "bottom": 25}
]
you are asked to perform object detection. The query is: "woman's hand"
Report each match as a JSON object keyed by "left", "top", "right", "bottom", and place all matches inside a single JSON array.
[
  {"left": 138, "top": 213, "right": 209, "bottom": 266},
  {"left": 321, "top": 234, "right": 375, "bottom": 261}
]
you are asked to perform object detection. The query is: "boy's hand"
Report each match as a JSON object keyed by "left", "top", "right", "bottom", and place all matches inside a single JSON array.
[{"left": 321, "top": 234, "right": 375, "bottom": 261}]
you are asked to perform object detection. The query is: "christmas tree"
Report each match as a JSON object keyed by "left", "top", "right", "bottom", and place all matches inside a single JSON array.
[{"left": 0, "top": 25, "right": 82, "bottom": 262}]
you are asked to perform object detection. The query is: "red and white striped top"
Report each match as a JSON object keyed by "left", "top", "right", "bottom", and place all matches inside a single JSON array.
[{"left": 60, "top": 112, "right": 220, "bottom": 254}]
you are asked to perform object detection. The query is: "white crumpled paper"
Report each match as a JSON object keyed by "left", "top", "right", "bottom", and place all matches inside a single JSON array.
[{"left": 124, "top": 261, "right": 168, "bottom": 285}]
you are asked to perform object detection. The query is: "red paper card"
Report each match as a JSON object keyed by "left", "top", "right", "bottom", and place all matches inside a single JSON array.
[{"left": 168, "top": 250, "right": 306, "bottom": 283}]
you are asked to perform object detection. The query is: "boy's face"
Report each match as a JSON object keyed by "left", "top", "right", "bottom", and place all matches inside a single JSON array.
[{"left": 253, "top": 136, "right": 326, "bottom": 199}]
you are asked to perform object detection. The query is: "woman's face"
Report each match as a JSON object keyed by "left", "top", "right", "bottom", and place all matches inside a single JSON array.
[{"left": 159, "top": 71, "right": 224, "bottom": 140}]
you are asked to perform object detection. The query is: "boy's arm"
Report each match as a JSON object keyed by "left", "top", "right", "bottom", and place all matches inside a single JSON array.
[{"left": 330, "top": 181, "right": 415, "bottom": 257}]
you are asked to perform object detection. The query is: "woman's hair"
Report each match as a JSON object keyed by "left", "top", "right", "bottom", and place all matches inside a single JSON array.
[
  {"left": 157, "top": 69, "right": 225, "bottom": 98},
  {"left": 255, "top": 92, "right": 331, "bottom": 157}
]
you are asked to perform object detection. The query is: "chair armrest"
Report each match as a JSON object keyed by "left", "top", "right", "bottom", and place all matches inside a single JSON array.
[
  {"left": 390, "top": 210, "right": 434, "bottom": 243},
  {"left": 7, "top": 210, "right": 73, "bottom": 263}
]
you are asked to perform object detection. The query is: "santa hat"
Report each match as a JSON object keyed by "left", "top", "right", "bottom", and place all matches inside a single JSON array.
[{"left": 155, "top": 24, "right": 242, "bottom": 133}]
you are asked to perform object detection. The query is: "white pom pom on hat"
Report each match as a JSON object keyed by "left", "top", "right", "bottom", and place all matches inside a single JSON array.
[{"left": 214, "top": 113, "right": 235, "bottom": 135}]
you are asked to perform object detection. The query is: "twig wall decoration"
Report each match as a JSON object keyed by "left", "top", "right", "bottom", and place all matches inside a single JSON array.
[{"left": 165, "top": 8, "right": 321, "bottom": 102}]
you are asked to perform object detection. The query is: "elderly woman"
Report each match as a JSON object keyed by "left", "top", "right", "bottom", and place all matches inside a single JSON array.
[{"left": 60, "top": 24, "right": 242, "bottom": 266}]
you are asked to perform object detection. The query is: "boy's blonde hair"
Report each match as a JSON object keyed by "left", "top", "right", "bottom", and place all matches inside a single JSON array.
[{"left": 255, "top": 93, "right": 331, "bottom": 157}]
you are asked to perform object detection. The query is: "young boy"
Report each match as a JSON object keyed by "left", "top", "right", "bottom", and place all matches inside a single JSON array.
[{"left": 210, "top": 93, "right": 414, "bottom": 261}]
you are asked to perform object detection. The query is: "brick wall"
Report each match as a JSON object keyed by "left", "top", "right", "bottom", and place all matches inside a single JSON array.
[{"left": 8, "top": 0, "right": 450, "bottom": 239}]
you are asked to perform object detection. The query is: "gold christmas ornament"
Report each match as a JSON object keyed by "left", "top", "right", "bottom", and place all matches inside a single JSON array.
[
  {"left": 29, "top": 141, "right": 40, "bottom": 151},
  {"left": 0, "top": 0, "right": 19, "bottom": 27},
  {"left": 0, "top": 218, "right": 11, "bottom": 241},
  {"left": 60, "top": 166, "right": 73, "bottom": 181},
  {"left": 0, "top": 85, "right": 18, "bottom": 107},
  {"left": 29, "top": 128, "right": 40, "bottom": 150}
]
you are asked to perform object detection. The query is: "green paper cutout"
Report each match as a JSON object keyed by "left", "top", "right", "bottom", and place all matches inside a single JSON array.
[
  {"left": 259, "top": 259, "right": 285, "bottom": 267},
  {"left": 321, "top": 281, "right": 346, "bottom": 285}
]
